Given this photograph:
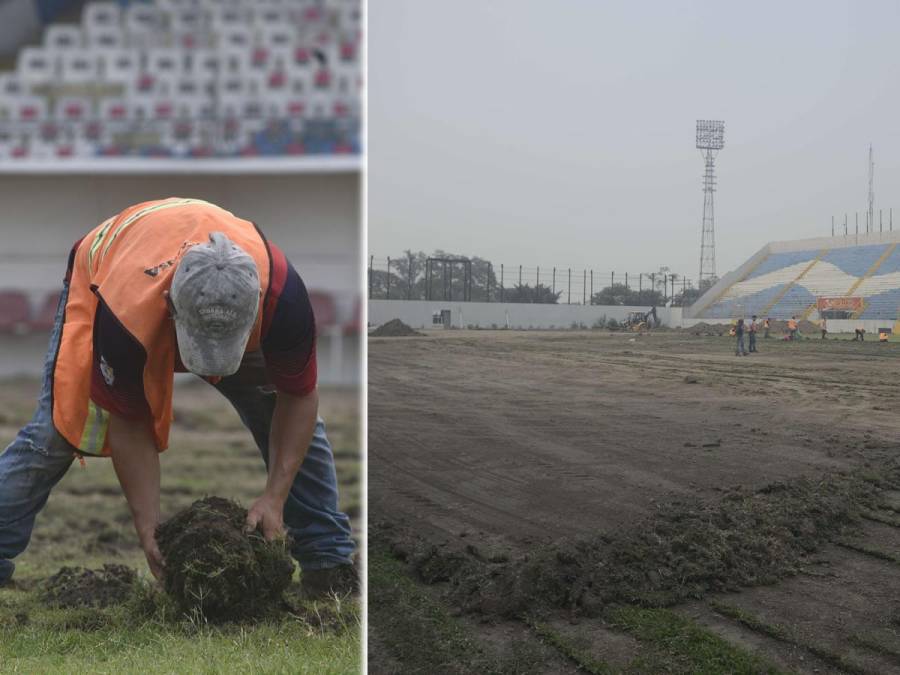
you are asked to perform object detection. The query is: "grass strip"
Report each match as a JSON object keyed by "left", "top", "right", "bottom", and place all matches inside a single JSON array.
[
  {"left": 710, "top": 600, "right": 868, "bottom": 675},
  {"left": 368, "top": 548, "right": 487, "bottom": 674},
  {"left": 849, "top": 634, "right": 900, "bottom": 665},
  {"left": 835, "top": 540, "right": 900, "bottom": 566},
  {"left": 524, "top": 618, "right": 613, "bottom": 675},
  {"left": 605, "top": 605, "right": 782, "bottom": 675},
  {"left": 860, "top": 510, "right": 900, "bottom": 528}
]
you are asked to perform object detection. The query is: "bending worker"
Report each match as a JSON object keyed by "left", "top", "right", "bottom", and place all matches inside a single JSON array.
[{"left": 0, "top": 198, "right": 355, "bottom": 596}]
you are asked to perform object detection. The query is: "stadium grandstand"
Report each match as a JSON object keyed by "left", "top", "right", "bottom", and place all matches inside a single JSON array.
[
  {"left": 0, "top": 0, "right": 361, "bottom": 159},
  {"left": 687, "top": 232, "right": 900, "bottom": 325}
]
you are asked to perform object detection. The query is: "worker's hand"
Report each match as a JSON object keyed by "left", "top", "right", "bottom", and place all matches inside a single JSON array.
[
  {"left": 245, "top": 494, "right": 286, "bottom": 541},
  {"left": 139, "top": 531, "right": 164, "bottom": 581}
]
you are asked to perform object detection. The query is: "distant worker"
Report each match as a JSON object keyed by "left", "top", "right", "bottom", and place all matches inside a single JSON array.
[
  {"left": 854, "top": 327, "right": 866, "bottom": 341},
  {"left": 763, "top": 317, "right": 771, "bottom": 339},
  {"left": 735, "top": 318, "right": 747, "bottom": 356},
  {"left": 820, "top": 316, "right": 827, "bottom": 340},
  {"left": 788, "top": 316, "right": 798, "bottom": 341},
  {"left": 748, "top": 315, "right": 758, "bottom": 353},
  {"left": 0, "top": 198, "right": 356, "bottom": 596},
  {"left": 879, "top": 330, "right": 889, "bottom": 343}
]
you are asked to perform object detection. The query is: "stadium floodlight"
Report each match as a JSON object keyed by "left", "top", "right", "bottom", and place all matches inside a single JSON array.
[
  {"left": 696, "top": 120, "right": 725, "bottom": 150},
  {"left": 696, "top": 120, "right": 725, "bottom": 286}
]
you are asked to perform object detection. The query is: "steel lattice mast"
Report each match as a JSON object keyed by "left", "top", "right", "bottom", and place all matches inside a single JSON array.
[
  {"left": 696, "top": 120, "right": 725, "bottom": 285},
  {"left": 868, "top": 144, "right": 874, "bottom": 233}
]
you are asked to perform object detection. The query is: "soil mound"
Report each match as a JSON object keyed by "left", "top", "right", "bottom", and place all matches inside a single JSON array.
[
  {"left": 156, "top": 496, "right": 295, "bottom": 622},
  {"left": 688, "top": 322, "right": 729, "bottom": 336},
  {"left": 370, "top": 319, "right": 424, "bottom": 337},
  {"left": 41, "top": 564, "right": 136, "bottom": 608},
  {"left": 408, "top": 463, "right": 900, "bottom": 618}
]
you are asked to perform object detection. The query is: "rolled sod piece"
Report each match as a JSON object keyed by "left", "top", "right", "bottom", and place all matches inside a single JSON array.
[{"left": 156, "top": 496, "right": 295, "bottom": 621}]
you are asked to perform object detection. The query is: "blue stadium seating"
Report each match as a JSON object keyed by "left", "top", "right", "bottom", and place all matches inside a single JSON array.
[
  {"left": 820, "top": 244, "right": 887, "bottom": 277},
  {"left": 744, "top": 250, "right": 819, "bottom": 280}
]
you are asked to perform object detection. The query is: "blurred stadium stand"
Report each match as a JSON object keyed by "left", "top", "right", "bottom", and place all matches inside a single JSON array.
[{"left": 0, "top": 0, "right": 361, "bottom": 159}]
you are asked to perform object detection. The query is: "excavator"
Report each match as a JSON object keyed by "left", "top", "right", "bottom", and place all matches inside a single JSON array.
[{"left": 623, "top": 306, "right": 660, "bottom": 332}]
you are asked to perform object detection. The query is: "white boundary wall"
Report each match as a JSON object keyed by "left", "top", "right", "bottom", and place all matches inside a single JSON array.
[{"left": 369, "top": 300, "right": 683, "bottom": 330}]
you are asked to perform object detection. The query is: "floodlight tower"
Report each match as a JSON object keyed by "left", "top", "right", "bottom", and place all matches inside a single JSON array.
[{"left": 696, "top": 120, "right": 725, "bottom": 285}]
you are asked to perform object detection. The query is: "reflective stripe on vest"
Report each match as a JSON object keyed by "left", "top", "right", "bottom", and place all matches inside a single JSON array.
[{"left": 53, "top": 198, "right": 272, "bottom": 455}]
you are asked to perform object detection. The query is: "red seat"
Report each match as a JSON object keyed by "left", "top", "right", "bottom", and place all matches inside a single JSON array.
[
  {"left": 308, "top": 291, "right": 337, "bottom": 334},
  {"left": 343, "top": 297, "right": 362, "bottom": 335},
  {"left": 30, "top": 290, "right": 61, "bottom": 331},
  {"left": 0, "top": 291, "right": 31, "bottom": 334}
]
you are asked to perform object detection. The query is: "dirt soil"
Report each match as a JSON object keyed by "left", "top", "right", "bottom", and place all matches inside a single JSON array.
[
  {"left": 369, "top": 319, "right": 424, "bottom": 337},
  {"left": 156, "top": 496, "right": 295, "bottom": 622},
  {"left": 369, "top": 330, "right": 900, "bottom": 673},
  {"left": 41, "top": 564, "right": 136, "bottom": 609}
]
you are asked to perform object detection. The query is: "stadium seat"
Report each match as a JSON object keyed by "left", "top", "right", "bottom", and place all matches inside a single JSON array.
[
  {"left": 60, "top": 51, "right": 99, "bottom": 84},
  {"left": 44, "top": 25, "right": 83, "bottom": 50},
  {"left": 308, "top": 291, "right": 337, "bottom": 334},
  {"left": 83, "top": 3, "right": 122, "bottom": 29},
  {"left": 55, "top": 96, "right": 93, "bottom": 121},
  {"left": 100, "top": 48, "right": 139, "bottom": 86},
  {"left": 17, "top": 47, "right": 56, "bottom": 88},
  {"left": 0, "top": 292, "right": 31, "bottom": 334},
  {"left": 343, "top": 297, "right": 362, "bottom": 335},
  {"left": 30, "top": 290, "right": 62, "bottom": 331},
  {"left": 124, "top": 3, "right": 165, "bottom": 46}
]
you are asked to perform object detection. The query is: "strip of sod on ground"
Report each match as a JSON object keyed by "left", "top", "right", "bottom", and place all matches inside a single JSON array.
[
  {"left": 603, "top": 605, "right": 782, "bottom": 675},
  {"left": 709, "top": 600, "right": 868, "bottom": 675}
]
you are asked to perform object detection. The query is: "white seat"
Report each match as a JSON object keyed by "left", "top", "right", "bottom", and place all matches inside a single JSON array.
[
  {"left": 209, "top": 4, "right": 248, "bottom": 32},
  {"left": 169, "top": 6, "right": 207, "bottom": 31},
  {"left": 17, "top": 47, "right": 57, "bottom": 88},
  {"left": 124, "top": 4, "right": 165, "bottom": 47},
  {"left": 220, "top": 26, "right": 254, "bottom": 49},
  {"left": 60, "top": 51, "right": 99, "bottom": 85},
  {"left": 44, "top": 25, "right": 83, "bottom": 50},
  {"left": 0, "top": 74, "right": 25, "bottom": 98},
  {"left": 189, "top": 49, "right": 221, "bottom": 82},
  {"left": 100, "top": 48, "right": 139, "bottom": 87},
  {"left": 11, "top": 95, "right": 49, "bottom": 121},
  {"left": 55, "top": 96, "right": 94, "bottom": 121},
  {"left": 147, "top": 49, "right": 187, "bottom": 78},
  {"left": 85, "top": 26, "right": 123, "bottom": 49},
  {"left": 83, "top": 3, "right": 122, "bottom": 29}
]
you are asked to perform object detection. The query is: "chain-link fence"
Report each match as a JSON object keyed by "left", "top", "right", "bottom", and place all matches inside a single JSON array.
[{"left": 368, "top": 256, "right": 701, "bottom": 307}]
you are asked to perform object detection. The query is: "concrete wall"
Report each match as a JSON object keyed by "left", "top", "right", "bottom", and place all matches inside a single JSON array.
[
  {"left": 369, "top": 300, "right": 683, "bottom": 330},
  {"left": 0, "top": 171, "right": 362, "bottom": 384},
  {"left": 0, "top": 172, "right": 361, "bottom": 316}
]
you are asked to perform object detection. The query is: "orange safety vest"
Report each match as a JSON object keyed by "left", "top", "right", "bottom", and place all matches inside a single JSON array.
[
  {"left": 788, "top": 319, "right": 797, "bottom": 330},
  {"left": 53, "top": 198, "right": 272, "bottom": 456}
]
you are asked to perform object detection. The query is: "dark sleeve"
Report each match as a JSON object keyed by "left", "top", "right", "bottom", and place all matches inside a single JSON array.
[
  {"left": 261, "top": 245, "right": 317, "bottom": 396},
  {"left": 90, "top": 299, "right": 150, "bottom": 419}
]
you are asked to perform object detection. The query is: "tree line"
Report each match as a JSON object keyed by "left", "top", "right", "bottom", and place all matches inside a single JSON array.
[{"left": 369, "top": 250, "right": 710, "bottom": 307}]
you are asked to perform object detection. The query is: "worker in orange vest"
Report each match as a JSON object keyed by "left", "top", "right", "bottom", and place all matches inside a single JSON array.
[
  {"left": 787, "top": 316, "right": 798, "bottom": 340},
  {"left": 763, "top": 317, "right": 771, "bottom": 339},
  {"left": 0, "top": 198, "right": 355, "bottom": 596}
]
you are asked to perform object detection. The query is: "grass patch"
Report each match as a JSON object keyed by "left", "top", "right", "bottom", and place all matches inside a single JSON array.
[
  {"left": 860, "top": 510, "right": 900, "bottom": 528},
  {"left": 605, "top": 605, "right": 781, "bottom": 675},
  {"left": 849, "top": 633, "right": 900, "bottom": 665},
  {"left": 710, "top": 600, "right": 866, "bottom": 675},
  {"left": 525, "top": 619, "right": 613, "bottom": 674},
  {"left": 835, "top": 540, "right": 900, "bottom": 565}
]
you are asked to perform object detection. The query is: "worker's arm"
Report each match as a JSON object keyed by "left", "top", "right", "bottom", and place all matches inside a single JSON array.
[
  {"left": 108, "top": 413, "right": 163, "bottom": 580},
  {"left": 245, "top": 387, "right": 319, "bottom": 540}
]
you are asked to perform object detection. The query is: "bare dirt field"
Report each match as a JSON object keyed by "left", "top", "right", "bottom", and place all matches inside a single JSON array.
[{"left": 369, "top": 329, "right": 900, "bottom": 674}]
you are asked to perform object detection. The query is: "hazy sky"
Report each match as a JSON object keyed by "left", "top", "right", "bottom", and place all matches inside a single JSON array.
[{"left": 368, "top": 1, "right": 900, "bottom": 282}]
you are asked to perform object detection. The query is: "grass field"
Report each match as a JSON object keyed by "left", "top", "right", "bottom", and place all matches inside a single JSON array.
[
  {"left": 369, "top": 328, "right": 900, "bottom": 674},
  {"left": 0, "top": 378, "right": 361, "bottom": 675}
]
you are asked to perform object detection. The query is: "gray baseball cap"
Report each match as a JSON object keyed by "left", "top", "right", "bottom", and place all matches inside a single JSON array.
[{"left": 170, "top": 232, "right": 261, "bottom": 376}]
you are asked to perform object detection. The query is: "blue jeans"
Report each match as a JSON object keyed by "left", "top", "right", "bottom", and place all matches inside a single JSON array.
[
  {"left": 0, "top": 283, "right": 354, "bottom": 584},
  {"left": 748, "top": 332, "right": 757, "bottom": 352},
  {"left": 735, "top": 334, "right": 746, "bottom": 355}
]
